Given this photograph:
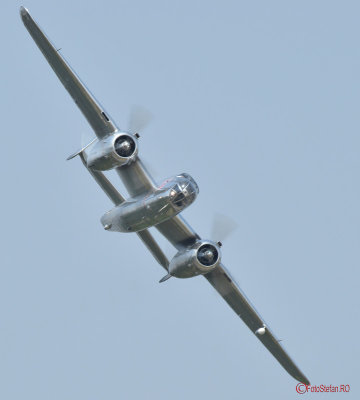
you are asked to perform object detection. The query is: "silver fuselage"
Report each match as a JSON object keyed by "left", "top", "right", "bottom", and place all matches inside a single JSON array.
[{"left": 101, "top": 174, "right": 199, "bottom": 232}]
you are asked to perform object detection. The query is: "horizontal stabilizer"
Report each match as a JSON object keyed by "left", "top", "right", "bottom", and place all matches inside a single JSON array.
[
  {"left": 159, "top": 273, "right": 172, "bottom": 283},
  {"left": 137, "top": 230, "right": 169, "bottom": 271},
  {"left": 79, "top": 153, "right": 125, "bottom": 205},
  {"left": 67, "top": 138, "right": 97, "bottom": 160}
]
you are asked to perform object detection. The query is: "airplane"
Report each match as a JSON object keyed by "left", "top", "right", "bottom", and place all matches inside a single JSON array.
[{"left": 20, "top": 6, "right": 310, "bottom": 385}]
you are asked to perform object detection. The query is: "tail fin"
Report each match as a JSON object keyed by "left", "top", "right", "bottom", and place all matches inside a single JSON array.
[{"left": 159, "top": 273, "right": 172, "bottom": 283}]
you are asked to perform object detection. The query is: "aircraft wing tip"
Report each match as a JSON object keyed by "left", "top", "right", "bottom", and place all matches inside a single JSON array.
[
  {"left": 296, "top": 375, "right": 310, "bottom": 386},
  {"left": 19, "top": 6, "right": 29, "bottom": 18}
]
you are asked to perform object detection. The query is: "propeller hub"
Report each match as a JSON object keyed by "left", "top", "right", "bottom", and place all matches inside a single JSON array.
[
  {"left": 197, "top": 244, "right": 219, "bottom": 266},
  {"left": 203, "top": 249, "right": 215, "bottom": 261},
  {"left": 120, "top": 140, "right": 131, "bottom": 152},
  {"left": 114, "top": 135, "right": 136, "bottom": 158}
]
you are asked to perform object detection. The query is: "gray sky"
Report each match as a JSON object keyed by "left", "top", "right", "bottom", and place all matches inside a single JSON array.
[{"left": 1, "top": 0, "right": 359, "bottom": 399}]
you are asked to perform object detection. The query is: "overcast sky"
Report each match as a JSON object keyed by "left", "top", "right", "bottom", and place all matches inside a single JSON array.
[{"left": 1, "top": 1, "right": 359, "bottom": 399}]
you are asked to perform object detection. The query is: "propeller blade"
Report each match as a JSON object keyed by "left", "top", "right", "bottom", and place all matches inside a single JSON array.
[
  {"left": 211, "top": 213, "right": 238, "bottom": 243},
  {"left": 128, "top": 105, "right": 153, "bottom": 134}
]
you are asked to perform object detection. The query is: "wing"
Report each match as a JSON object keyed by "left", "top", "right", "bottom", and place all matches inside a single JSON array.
[
  {"left": 116, "top": 157, "right": 156, "bottom": 197},
  {"left": 79, "top": 153, "right": 125, "bottom": 206},
  {"left": 20, "top": 7, "right": 157, "bottom": 199},
  {"left": 136, "top": 230, "right": 169, "bottom": 271},
  {"left": 20, "top": 7, "right": 118, "bottom": 139},
  {"left": 205, "top": 264, "right": 310, "bottom": 385},
  {"left": 156, "top": 215, "right": 200, "bottom": 250},
  {"left": 156, "top": 216, "right": 309, "bottom": 383}
]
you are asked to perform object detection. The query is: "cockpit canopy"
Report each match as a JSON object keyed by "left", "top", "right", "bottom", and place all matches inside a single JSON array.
[
  {"left": 177, "top": 173, "right": 199, "bottom": 194},
  {"left": 170, "top": 184, "right": 188, "bottom": 208},
  {"left": 168, "top": 173, "right": 199, "bottom": 210}
]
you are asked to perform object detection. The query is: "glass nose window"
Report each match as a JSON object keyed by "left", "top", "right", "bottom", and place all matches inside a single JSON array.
[{"left": 170, "top": 184, "right": 186, "bottom": 208}]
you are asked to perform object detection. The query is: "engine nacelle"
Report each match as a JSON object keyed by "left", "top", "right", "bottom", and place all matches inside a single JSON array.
[
  {"left": 85, "top": 132, "right": 138, "bottom": 171},
  {"left": 169, "top": 240, "right": 221, "bottom": 278}
]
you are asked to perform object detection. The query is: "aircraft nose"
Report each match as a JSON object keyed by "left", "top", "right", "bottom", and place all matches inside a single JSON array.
[
  {"left": 184, "top": 181, "right": 198, "bottom": 202},
  {"left": 170, "top": 181, "right": 198, "bottom": 209}
]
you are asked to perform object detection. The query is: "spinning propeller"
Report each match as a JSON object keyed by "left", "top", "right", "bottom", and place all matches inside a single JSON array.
[
  {"left": 127, "top": 105, "right": 153, "bottom": 135},
  {"left": 210, "top": 212, "right": 238, "bottom": 246},
  {"left": 80, "top": 105, "right": 153, "bottom": 157}
]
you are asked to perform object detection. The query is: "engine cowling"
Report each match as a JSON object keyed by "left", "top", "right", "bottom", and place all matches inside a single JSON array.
[
  {"left": 85, "top": 132, "right": 138, "bottom": 171},
  {"left": 169, "top": 240, "right": 221, "bottom": 278}
]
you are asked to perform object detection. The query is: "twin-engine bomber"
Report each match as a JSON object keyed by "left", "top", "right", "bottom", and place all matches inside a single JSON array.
[{"left": 20, "top": 6, "right": 310, "bottom": 385}]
